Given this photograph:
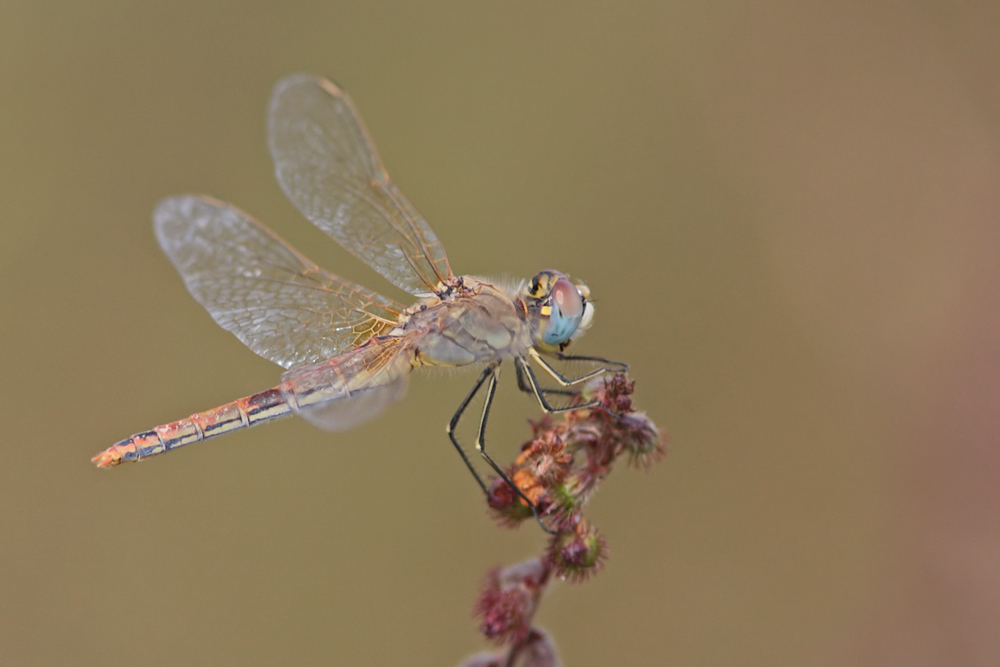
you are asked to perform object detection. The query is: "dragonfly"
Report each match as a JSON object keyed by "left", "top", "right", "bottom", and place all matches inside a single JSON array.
[{"left": 92, "top": 74, "right": 627, "bottom": 517}]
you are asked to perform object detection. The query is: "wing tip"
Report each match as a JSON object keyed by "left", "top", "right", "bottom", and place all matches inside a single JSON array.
[
  {"left": 271, "top": 73, "right": 346, "bottom": 106},
  {"left": 153, "top": 193, "right": 206, "bottom": 218},
  {"left": 153, "top": 194, "right": 215, "bottom": 245}
]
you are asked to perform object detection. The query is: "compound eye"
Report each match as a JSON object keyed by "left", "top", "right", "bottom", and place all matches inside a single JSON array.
[{"left": 543, "top": 279, "right": 584, "bottom": 344}]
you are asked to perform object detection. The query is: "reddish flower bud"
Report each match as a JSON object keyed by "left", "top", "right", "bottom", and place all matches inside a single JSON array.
[
  {"left": 599, "top": 374, "right": 634, "bottom": 415},
  {"left": 546, "top": 522, "right": 607, "bottom": 583},
  {"left": 486, "top": 477, "right": 534, "bottom": 527},
  {"left": 474, "top": 559, "right": 550, "bottom": 645},
  {"left": 476, "top": 586, "right": 533, "bottom": 644},
  {"left": 519, "top": 434, "right": 572, "bottom": 487},
  {"left": 619, "top": 411, "right": 667, "bottom": 469}
]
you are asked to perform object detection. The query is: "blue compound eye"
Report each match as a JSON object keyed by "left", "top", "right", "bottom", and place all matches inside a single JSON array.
[{"left": 542, "top": 279, "right": 584, "bottom": 344}]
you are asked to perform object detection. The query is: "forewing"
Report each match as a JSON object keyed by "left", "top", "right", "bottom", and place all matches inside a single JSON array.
[
  {"left": 154, "top": 195, "right": 405, "bottom": 369},
  {"left": 268, "top": 73, "right": 452, "bottom": 296}
]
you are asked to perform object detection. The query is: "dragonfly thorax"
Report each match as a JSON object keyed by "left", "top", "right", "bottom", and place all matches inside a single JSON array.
[{"left": 403, "top": 276, "right": 534, "bottom": 367}]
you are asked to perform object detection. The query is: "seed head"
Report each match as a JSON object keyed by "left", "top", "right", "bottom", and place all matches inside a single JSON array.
[
  {"left": 486, "top": 476, "right": 534, "bottom": 527},
  {"left": 474, "top": 559, "right": 549, "bottom": 645},
  {"left": 545, "top": 521, "right": 607, "bottom": 583}
]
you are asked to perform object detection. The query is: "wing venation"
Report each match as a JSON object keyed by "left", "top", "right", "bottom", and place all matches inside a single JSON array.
[
  {"left": 268, "top": 73, "right": 452, "bottom": 296},
  {"left": 154, "top": 195, "right": 404, "bottom": 369}
]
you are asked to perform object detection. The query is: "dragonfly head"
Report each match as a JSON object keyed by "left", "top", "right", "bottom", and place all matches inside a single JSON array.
[{"left": 523, "top": 270, "right": 595, "bottom": 352}]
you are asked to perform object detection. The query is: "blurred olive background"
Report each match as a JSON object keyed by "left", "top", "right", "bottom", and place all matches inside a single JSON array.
[{"left": 3, "top": 2, "right": 1000, "bottom": 665}]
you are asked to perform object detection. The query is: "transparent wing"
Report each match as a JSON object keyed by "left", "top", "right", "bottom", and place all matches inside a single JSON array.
[
  {"left": 268, "top": 73, "right": 453, "bottom": 297},
  {"left": 280, "top": 336, "right": 411, "bottom": 432},
  {"left": 155, "top": 195, "right": 405, "bottom": 369}
]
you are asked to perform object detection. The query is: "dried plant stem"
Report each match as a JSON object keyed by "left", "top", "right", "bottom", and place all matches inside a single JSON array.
[{"left": 457, "top": 375, "right": 666, "bottom": 667}]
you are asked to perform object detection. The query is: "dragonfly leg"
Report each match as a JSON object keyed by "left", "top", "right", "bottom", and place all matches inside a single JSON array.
[
  {"left": 446, "top": 365, "right": 495, "bottom": 494},
  {"left": 552, "top": 352, "right": 629, "bottom": 374},
  {"left": 448, "top": 362, "right": 554, "bottom": 534},
  {"left": 528, "top": 348, "right": 626, "bottom": 388},
  {"left": 517, "top": 356, "right": 623, "bottom": 420},
  {"left": 474, "top": 365, "right": 556, "bottom": 535},
  {"left": 515, "top": 359, "right": 577, "bottom": 397}
]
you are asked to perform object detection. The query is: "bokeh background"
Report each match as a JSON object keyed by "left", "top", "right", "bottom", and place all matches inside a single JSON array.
[{"left": 3, "top": 2, "right": 999, "bottom": 665}]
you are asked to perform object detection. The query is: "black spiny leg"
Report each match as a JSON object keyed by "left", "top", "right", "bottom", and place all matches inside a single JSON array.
[
  {"left": 528, "top": 348, "right": 627, "bottom": 388},
  {"left": 447, "top": 362, "right": 554, "bottom": 534},
  {"left": 515, "top": 358, "right": 577, "bottom": 397},
  {"left": 551, "top": 352, "right": 629, "bottom": 374},
  {"left": 517, "top": 356, "right": 624, "bottom": 420},
  {"left": 446, "top": 365, "right": 494, "bottom": 494}
]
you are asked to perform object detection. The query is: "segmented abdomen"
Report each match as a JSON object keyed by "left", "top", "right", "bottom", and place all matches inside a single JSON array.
[{"left": 92, "top": 388, "right": 291, "bottom": 468}]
